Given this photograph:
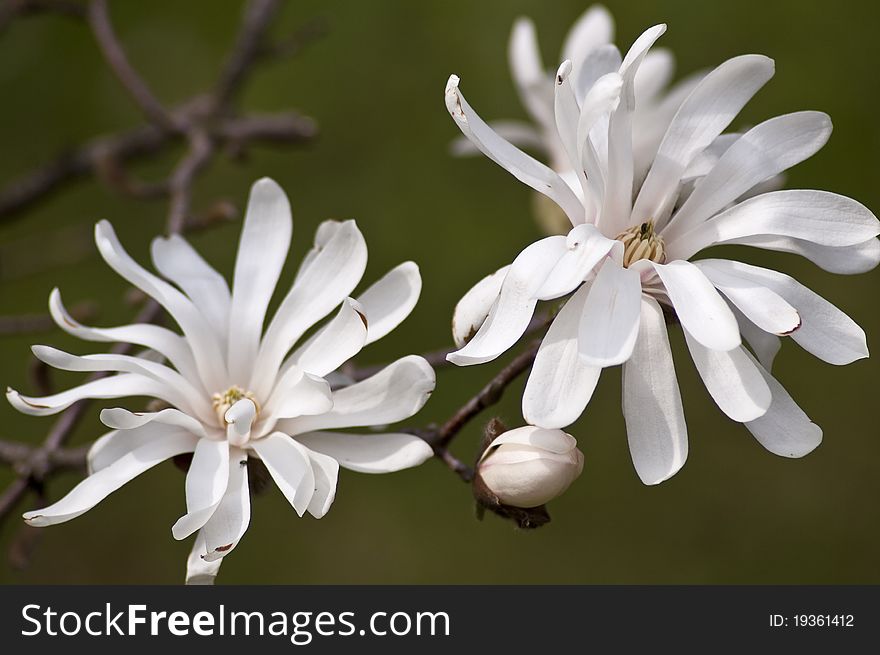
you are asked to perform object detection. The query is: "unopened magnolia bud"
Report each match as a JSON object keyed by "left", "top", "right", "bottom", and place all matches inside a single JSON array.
[{"left": 476, "top": 426, "right": 583, "bottom": 508}]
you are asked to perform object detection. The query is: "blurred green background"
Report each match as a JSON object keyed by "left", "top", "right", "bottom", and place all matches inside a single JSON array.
[{"left": 0, "top": 0, "right": 878, "bottom": 584}]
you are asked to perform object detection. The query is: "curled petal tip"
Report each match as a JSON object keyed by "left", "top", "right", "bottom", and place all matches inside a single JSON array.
[{"left": 555, "top": 60, "right": 572, "bottom": 83}]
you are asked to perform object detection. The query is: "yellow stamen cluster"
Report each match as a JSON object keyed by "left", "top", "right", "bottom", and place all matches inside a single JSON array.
[
  {"left": 616, "top": 221, "right": 667, "bottom": 268},
  {"left": 211, "top": 385, "right": 259, "bottom": 425}
]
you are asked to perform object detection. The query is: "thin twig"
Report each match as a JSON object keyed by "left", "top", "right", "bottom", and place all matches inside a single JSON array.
[
  {"left": 166, "top": 130, "right": 214, "bottom": 234},
  {"left": 87, "top": 0, "right": 178, "bottom": 132}
]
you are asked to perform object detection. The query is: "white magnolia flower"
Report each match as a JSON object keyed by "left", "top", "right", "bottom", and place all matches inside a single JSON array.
[
  {"left": 451, "top": 5, "right": 705, "bottom": 232},
  {"left": 445, "top": 24, "right": 879, "bottom": 485},
  {"left": 476, "top": 426, "right": 584, "bottom": 508},
  {"left": 7, "top": 178, "right": 435, "bottom": 583}
]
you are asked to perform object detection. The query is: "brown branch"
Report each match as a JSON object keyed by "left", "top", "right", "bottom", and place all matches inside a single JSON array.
[
  {"left": 0, "top": 0, "right": 84, "bottom": 34},
  {"left": 86, "top": 0, "right": 178, "bottom": 132},
  {"left": 166, "top": 130, "right": 214, "bottom": 234}
]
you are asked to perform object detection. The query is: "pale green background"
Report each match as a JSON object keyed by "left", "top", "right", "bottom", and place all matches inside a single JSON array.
[{"left": 0, "top": 0, "right": 878, "bottom": 583}]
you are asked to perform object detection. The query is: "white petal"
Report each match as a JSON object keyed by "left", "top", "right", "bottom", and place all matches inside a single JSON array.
[
  {"left": 730, "top": 304, "right": 781, "bottom": 371},
  {"left": 576, "top": 71, "right": 623, "bottom": 203},
  {"left": 280, "top": 355, "right": 434, "bottom": 436},
  {"left": 562, "top": 5, "right": 614, "bottom": 70},
  {"left": 447, "top": 236, "right": 567, "bottom": 365},
  {"left": 486, "top": 425, "right": 578, "bottom": 454},
  {"left": 554, "top": 60, "right": 589, "bottom": 196},
  {"left": 743, "top": 352, "right": 823, "bottom": 458},
  {"left": 295, "top": 431, "right": 433, "bottom": 473},
  {"left": 535, "top": 223, "right": 618, "bottom": 300},
  {"left": 94, "top": 220, "right": 226, "bottom": 390},
  {"left": 634, "top": 55, "right": 775, "bottom": 227},
  {"left": 186, "top": 530, "right": 221, "bottom": 585},
  {"left": 650, "top": 260, "right": 740, "bottom": 351},
  {"left": 8, "top": 373, "right": 167, "bottom": 417},
  {"left": 573, "top": 44, "right": 622, "bottom": 103},
  {"left": 670, "top": 190, "right": 880, "bottom": 260},
  {"left": 151, "top": 233, "right": 231, "bottom": 348},
  {"left": 226, "top": 178, "right": 292, "bottom": 382},
  {"left": 622, "top": 296, "right": 688, "bottom": 485},
  {"left": 224, "top": 398, "right": 256, "bottom": 447},
  {"left": 523, "top": 284, "right": 601, "bottom": 429},
  {"left": 665, "top": 111, "right": 832, "bottom": 239},
  {"left": 445, "top": 74, "right": 585, "bottom": 225},
  {"left": 251, "top": 432, "right": 316, "bottom": 517},
  {"left": 49, "top": 288, "right": 199, "bottom": 382},
  {"left": 634, "top": 48, "right": 674, "bottom": 102},
  {"left": 601, "top": 24, "right": 667, "bottom": 236},
  {"left": 719, "top": 235, "right": 880, "bottom": 274},
  {"left": 172, "top": 438, "right": 230, "bottom": 540},
  {"left": 201, "top": 447, "right": 250, "bottom": 562},
  {"left": 285, "top": 298, "right": 368, "bottom": 377},
  {"left": 696, "top": 262, "right": 800, "bottom": 334},
  {"left": 578, "top": 259, "right": 642, "bottom": 366},
  {"left": 684, "top": 332, "right": 771, "bottom": 422},
  {"left": 99, "top": 406, "right": 207, "bottom": 438},
  {"left": 30, "top": 346, "right": 210, "bottom": 421},
  {"left": 356, "top": 262, "right": 421, "bottom": 345},
  {"left": 508, "top": 17, "right": 554, "bottom": 130},
  {"left": 451, "top": 265, "right": 509, "bottom": 348},
  {"left": 262, "top": 370, "right": 332, "bottom": 427},
  {"left": 305, "top": 449, "right": 339, "bottom": 518},
  {"left": 695, "top": 259, "right": 868, "bottom": 364},
  {"left": 23, "top": 429, "right": 198, "bottom": 526},
  {"left": 252, "top": 220, "right": 367, "bottom": 399}
]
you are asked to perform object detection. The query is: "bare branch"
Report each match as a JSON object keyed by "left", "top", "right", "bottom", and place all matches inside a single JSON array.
[
  {"left": 86, "top": 0, "right": 178, "bottom": 131},
  {"left": 166, "top": 130, "right": 214, "bottom": 234}
]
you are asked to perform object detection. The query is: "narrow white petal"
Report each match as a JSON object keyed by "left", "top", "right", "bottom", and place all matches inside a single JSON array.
[
  {"left": 684, "top": 332, "right": 771, "bottom": 422},
  {"left": 573, "top": 44, "right": 622, "bottom": 103},
  {"left": 447, "top": 236, "right": 567, "bottom": 365},
  {"left": 201, "top": 447, "right": 250, "bottom": 562},
  {"left": 295, "top": 431, "right": 433, "bottom": 474},
  {"left": 226, "top": 178, "right": 292, "bottom": 382},
  {"left": 94, "top": 221, "right": 226, "bottom": 390},
  {"left": 23, "top": 430, "right": 198, "bottom": 526},
  {"left": 634, "top": 48, "right": 674, "bottom": 102},
  {"left": 8, "top": 373, "right": 168, "bottom": 417},
  {"left": 697, "top": 263, "right": 800, "bottom": 335},
  {"left": 280, "top": 355, "right": 434, "bottom": 436},
  {"left": 262, "top": 370, "right": 332, "bottom": 427},
  {"left": 523, "top": 284, "right": 601, "bottom": 429},
  {"left": 650, "top": 260, "right": 740, "bottom": 351},
  {"left": 601, "top": 24, "right": 667, "bottom": 236},
  {"left": 695, "top": 259, "right": 868, "bottom": 364},
  {"left": 576, "top": 71, "right": 623, "bottom": 202},
  {"left": 356, "top": 262, "right": 421, "bottom": 345},
  {"left": 634, "top": 55, "right": 775, "bottom": 227},
  {"left": 305, "top": 449, "right": 339, "bottom": 518},
  {"left": 486, "top": 425, "right": 578, "bottom": 453},
  {"left": 554, "top": 60, "right": 589, "bottom": 196},
  {"left": 172, "top": 438, "right": 230, "bottom": 540},
  {"left": 151, "top": 233, "right": 231, "bottom": 348},
  {"left": 743, "top": 352, "right": 823, "bottom": 458},
  {"left": 445, "top": 75, "right": 585, "bottom": 225},
  {"left": 622, "top": 296, "right": 688, "bottom": 485},
  {"left": 578, "top": 259, "right": 642, "bottom": 366},
  {"left": 665, "top": 112, "right": 833, "bottom": 239},
  {"left": 225, "top": 398, "right": 256, "bottom": 447},
  {"left": 508, "top": 17, "right": 554, "bottom": 130},
  {"left": 562, "top": 5, "right": 614, "bottom": 70},
  {"left": 535, "top": 223, "right": 618, "bottom": 300},
  {"left": 252, "top": 220, "right": 367, "bottom": 399},
  {"left": 730, "top": 304, "right": 781, "bottom": 371},
  {"left": 49, "top": 288, "right": 199, "bottom": 382},
  {"left": 186, "top": 530, "right": 221, "bottom": 585},
  {"left": 718, "top": 235, "right": 880, "bottom": 274},
  {"left": 251, "top": 433, "right": 316, "bottom": 517},
  {"left": 451, "top": 265, "right": 509, "bottom": 348},
  {"left": 451, "top": 122, "right": 544, "bottom": 156},
  {"left": 670, "top": 190, "right": 880, "bottom": 260},
  {"left": 99, "top": 406, "right": 207, "bottom": 438},
  {"left": 285, "top": 298, "right": 368, "bottom": 377}
]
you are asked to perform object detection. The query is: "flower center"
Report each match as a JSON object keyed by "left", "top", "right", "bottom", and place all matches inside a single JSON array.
[
  {"left": 615, "top": 221, "right": 667, "bottom": 267},
  {"left": 211, "top": 385, "right": 260, "bottom": 425}
]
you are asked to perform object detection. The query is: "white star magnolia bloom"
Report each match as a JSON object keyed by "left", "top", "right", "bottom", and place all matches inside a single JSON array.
[
  {"left": 6, "top": 178, "right": 435, "bottom": 584},
  {"left": 445, "top": 23, "right": 880, "bottom": 485},
  {"left": 451, "top": 5, "right": 708, "bottom": 221}
]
